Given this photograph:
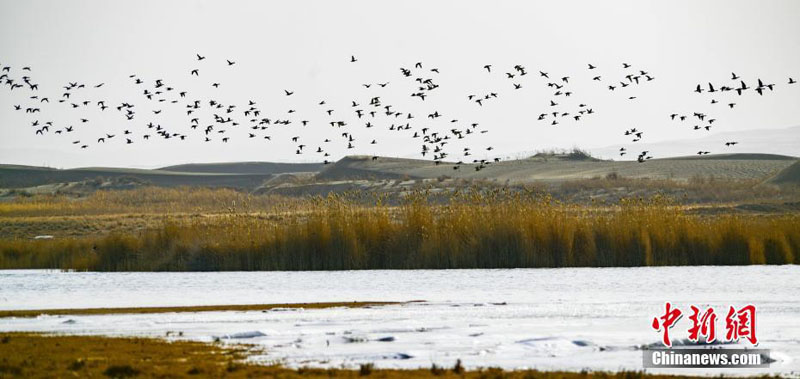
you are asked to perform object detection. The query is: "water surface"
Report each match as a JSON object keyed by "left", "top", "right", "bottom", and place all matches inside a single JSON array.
[{"left": 1, "top": 266, "right": 797, "bottom": 375}]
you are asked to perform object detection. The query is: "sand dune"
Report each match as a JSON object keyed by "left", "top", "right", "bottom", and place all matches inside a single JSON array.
[
  {"left": 317, "top": 154, "right": 798, "bottom": 183},
  {"left": 1, "top": 153, "right": 797, "bottom": 192},
  {"left": 160, "top": 161, "right": 323, "bottom": 175},
  {"left": 767, "top": 160, "right": 800, "bottom": 185}
]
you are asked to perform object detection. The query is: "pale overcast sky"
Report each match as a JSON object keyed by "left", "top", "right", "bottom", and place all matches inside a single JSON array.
[{"left": 1, "top": 0, "right": 799, "bottom": 168}]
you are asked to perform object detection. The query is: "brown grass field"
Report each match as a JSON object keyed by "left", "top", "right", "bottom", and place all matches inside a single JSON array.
[{"left": 0, "top": 333, "right": 709, "bottom": 378}]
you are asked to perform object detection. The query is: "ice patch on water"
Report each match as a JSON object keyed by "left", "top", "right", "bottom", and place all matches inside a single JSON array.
[
  {"left": 219, "top": 331, "right": 267, "bottom": 339},
  {"left": 516, "top": 336, "right": 598, "bottom": 355},
  {"left": 352, "top": 352, "right": 414, "bottom": 361},
  {"left": 267, "top": 307, "right": 303, "bottom": 312}
]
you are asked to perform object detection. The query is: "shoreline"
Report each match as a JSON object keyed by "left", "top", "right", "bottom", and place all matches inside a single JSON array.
[
  {"left": 0, "top": 332, "right": 697, "bottom": 378},
  {"left": 0, "top": 301, "right": 407, "bottom": 318}
]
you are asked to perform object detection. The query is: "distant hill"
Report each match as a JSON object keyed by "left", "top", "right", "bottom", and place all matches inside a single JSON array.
[
  {"left": 316, "top": 156, "right": 435, "bottom": 180},
  {"left": 660, "top": 153, "right": 798, "bottom": 161},
  {"left": 159, "top": 161, "right": 324, "bottom": 175},
  {"left": 2, "top": 153, "right": 797, "bottom": 191},
  {"left": 317, "top": 153, "right": 797, "bottom": 183},
  {"left": 0, "top": 165, "right": 276, "bottom": 189},
  {"left": 589, "top": 125, "right": 800, "bottom": 160},
  {"left": 766, "top": 160, "right": 800, "bottom": 185}
]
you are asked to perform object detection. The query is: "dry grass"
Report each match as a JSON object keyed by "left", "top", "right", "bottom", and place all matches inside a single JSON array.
[
  {"left": 0, "top": 188, "right": 797, "bottom": 271},
  {"left": 0, "top": 301, "right": 404, "bottom": 318},
  {"left": 0, "top": 186, "right": 301, "bottom": 217},
  {"left": 0, "top": 332, "right": 702, "bottom": 378},
  {"left": 555, "top": 174, "right": 797, "bottom": 205}
]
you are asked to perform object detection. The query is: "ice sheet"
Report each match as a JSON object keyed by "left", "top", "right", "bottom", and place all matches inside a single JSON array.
[{"left": 1, "top": 266, "right": 798, "bottom": 376}]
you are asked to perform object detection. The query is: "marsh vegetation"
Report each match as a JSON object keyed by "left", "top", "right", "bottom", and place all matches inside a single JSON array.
[{"left": 0, "top": 187, "right": 796, "bottom": 271}]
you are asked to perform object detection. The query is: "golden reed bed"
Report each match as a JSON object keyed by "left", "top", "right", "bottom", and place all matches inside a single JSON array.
[{"left": 0, "top": 188, "right": 796, "bottom": 271}]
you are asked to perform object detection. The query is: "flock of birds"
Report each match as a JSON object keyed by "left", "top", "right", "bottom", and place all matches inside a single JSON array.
[
  {"left": 660, "top": 72, "right": 795, "bottom": 160},
  {"left": 2, "top": 56, "right": 797, "bottom": 169}
]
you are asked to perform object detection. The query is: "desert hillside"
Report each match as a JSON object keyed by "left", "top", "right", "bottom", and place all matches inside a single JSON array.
[
  {"left": 2, "top": 153, "right": 798, "bottom": 193},
  {"left": 767, "top": 160, "right": 800, "bottom": 185},
  {"left": 159, "top": 161, "right": 324, "bottom": 175},
  {"left": 315, "top": 153, "right": 797, "bottom": 183}
]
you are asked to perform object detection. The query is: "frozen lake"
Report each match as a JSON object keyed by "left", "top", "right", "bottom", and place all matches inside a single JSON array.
[{"left": 1, "top": 266, "right": 798, "bottom": 375}]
